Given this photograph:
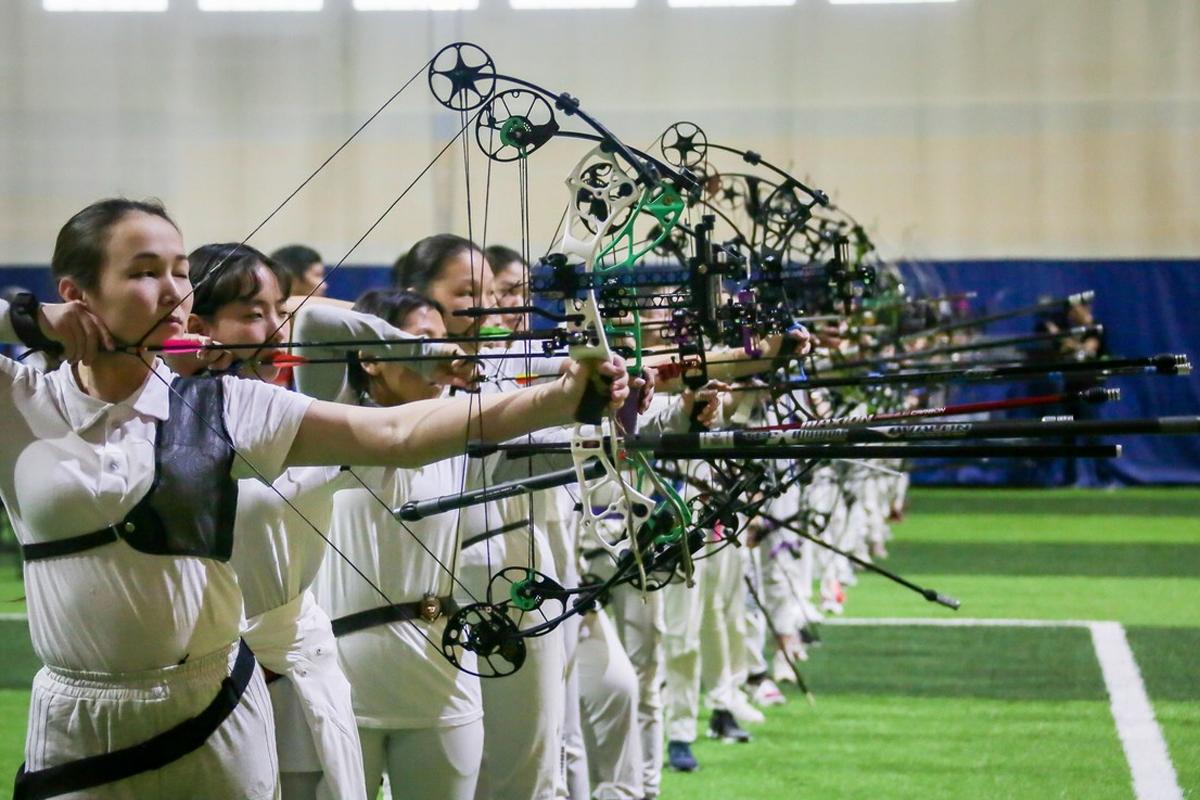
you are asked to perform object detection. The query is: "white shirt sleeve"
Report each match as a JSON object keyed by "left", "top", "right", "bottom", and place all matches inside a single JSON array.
[
  {"left": 0, "top": 352, "right": 43, "bottom": 418},
  {"left": 510, "top": 340, "right": 567, "bottom": 382},
  {"left": 639, "top": 394, "right": 690, "bottom": 435},
  {"left": 291, "top": 304, "right": 434, "bottom": 403},
  {"left": 221, "top": 376, "right": 314, "bottom": 483}
]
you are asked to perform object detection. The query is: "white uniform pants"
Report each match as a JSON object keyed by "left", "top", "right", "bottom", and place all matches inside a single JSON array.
[
  {"left": 662, "top": 557, "right": 706, "bottom": 743},
  {"left": 577, "top": 610, "right": 643, "bottom": 800},
  {"left": 360, "top": 721, "right": 483, "bottom": 800},
  {"left": 608, "top": 579, "right": 664, "bottom": 798},
  {"left": 476, "top": 630, "right": 566, "bottom": 800},
  {"left": 763, "top": 537, "right": 808, "bottom": 633},
  {"left": 245, "top": 591, "right": 365, "bottom": 800},
  {"left": 743, "top": 547, "right": 769, "bottom": 678},
  {"left": 560, "top": 612, "right": 590, "bottom": 800},
  {"left": 701, "top": 545, "right": 749, "bottom": 711},
  {"left": 23, "top": 640, "right": 278, "bottom": 800}
]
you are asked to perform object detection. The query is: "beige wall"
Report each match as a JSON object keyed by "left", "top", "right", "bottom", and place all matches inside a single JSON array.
[{"left": 3, "top": 0, "right": 1198, "bottom": 263}]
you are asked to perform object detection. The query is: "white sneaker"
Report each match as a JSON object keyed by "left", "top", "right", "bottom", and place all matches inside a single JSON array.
[
  {"left": 820, "top": 578, "right": 846, "bottom": 614},
  {"left": 772, "top": 647, "right": 808, "bottom": 684},
  {"left": 727, "top": 691, "right": 766, "bottom": 725},
  {"left": 751, "top": 678, "right": 787, "bottom": 707}
]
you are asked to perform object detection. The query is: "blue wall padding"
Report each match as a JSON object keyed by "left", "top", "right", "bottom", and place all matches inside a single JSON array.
[{"left": 4, "top": 259, "right": 1196, "bottom": 486}]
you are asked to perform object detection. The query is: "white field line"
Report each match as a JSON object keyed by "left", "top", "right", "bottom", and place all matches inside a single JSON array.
[
  {"left": 826, "top": 616, "right": 1184, "bottom": 800},
  {"left": 825, "top": 616, "right": 1096, "bottom": 628},
  {"left": 1090, "top": 622, "right": 1184, "bottom": 800}
]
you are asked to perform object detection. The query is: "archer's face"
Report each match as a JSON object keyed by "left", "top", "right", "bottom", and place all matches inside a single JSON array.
[
  {"left": 490, "top": 261, "right": 526, "bottom": 333},
  {"left": 188, "top": 264, "right": 289, "bottom": 381},
  {"left": 60, "top": 212, "right": 192, "bottom": 348},
  {"left": 424, "top": 248, "right": 497, "bottom": 338},
  {"left": 293, "top": 261, "right": 327, "bottom": 298}
]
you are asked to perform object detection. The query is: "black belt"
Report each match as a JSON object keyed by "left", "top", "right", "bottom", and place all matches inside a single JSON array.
[
  {"left": 13, "top": 640, "right": 257, "bottom": 800},
  {"left": 20, "top": 526, "right": 125, "bottom": 562},
  {"left": 331, "top": 596, "right": 459, "bottom": 637}
]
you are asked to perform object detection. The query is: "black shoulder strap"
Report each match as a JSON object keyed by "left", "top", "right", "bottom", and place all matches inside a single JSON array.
[{"left": 20, "top": 529, "right": 119, "bottom": 562}]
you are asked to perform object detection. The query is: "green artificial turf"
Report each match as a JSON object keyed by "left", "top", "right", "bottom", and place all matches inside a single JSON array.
[
  {"left": 795, "top": 624, "right": 1107, "bottom": 701},
  {"left": 1125, "top": 626, "right": 1200, "bottom": 797},
  {"left": 0, "top": 569, "right": 24, "bottom": 616},
  {"left": 907, "top": 488, "right": 1200, "bottom": 518},
  {"left": 0, "top": 620, "right": 39, "bottom": 690},
  {"left": 661, "top": 693, "right": 1133, "bottom": 800},
  {"left": 0, "top": 690, "right": 26, "bottom": 785},
  {"left": 1154, "top": 702, "right": 1200, "bottom": 799},
  {"left": 842, "top": 574, "right": 1200, "bottom": 627},
  {"left": 883, "top": 541, "right": 1200, "bottom": 577},
  {"left": 880, "top": 513, "right": 1199, "bottom": 545}
]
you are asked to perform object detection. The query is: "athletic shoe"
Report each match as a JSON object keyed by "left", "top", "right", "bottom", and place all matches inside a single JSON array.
[
  {"left": 820, "top": 578, "right": 846, "bottom": 614},
  {"left": 667, "top": 740, "right": 698, "bottom": 772},
  {"left": 727, "top": 691, "right": 766, "bottom": 724},
  {"left": 750, "top": 677, "right": 787, "bottom": 707},
  {"left": 707, "top": 709, "right": 752, "bottom": 743},
  {"left": 800, "top": 599, "right": 825, "bottom": 625},
  {"left": 773, "top": 647, "right": 808, "bottom": 685}
]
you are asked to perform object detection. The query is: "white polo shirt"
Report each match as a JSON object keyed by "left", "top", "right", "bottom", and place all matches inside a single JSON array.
[
  {"left": 314, "top": 456, "right": 484, "bottom": 729},
  {"left": 0, "top": 354, "right": 312, "bottom": 674},
  {"left": 231, "top": 466, "right": 352, "bottom": 620}
]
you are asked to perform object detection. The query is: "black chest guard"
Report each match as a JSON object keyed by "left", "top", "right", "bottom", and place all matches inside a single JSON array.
[{"left": 22, "top": 376, "right": 240, "bottom": 563}]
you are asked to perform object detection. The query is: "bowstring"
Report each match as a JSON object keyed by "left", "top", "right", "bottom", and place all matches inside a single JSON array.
[
  {"left": 453, "top": 101, "right": 492, "bottom": 607},
  {"left": 518, "top": 148, "right": 537, "bottom": 596}
]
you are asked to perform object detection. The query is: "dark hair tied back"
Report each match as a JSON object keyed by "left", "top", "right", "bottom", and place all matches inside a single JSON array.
[
  {"left": 270, "top": 244, "right": 323, "bottom": 282},
  {"left": 188, "top": 243, "right": 292, "bottom": 318},
  {"left": 391, "top": 234, "right": 478, "bottom": 292},
  {"left": 51, "top": 198, "right": 178, "bottom": 291},
  {"left": 483, "top": 245, "right": 525, "bottom": 274}
]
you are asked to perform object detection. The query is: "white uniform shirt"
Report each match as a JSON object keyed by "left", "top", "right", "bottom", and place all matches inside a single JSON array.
[
  {"left": 457, "top": 345, "right": 567, "bottom": 591},
  {"left": 314, "top": 457, "right": 484, "bottom": 729},
  {"left": 231, "top": 466, "right": 351, "bottom": 619},
  {"left": 0, "top": 355, "right": 312, "bottom": 673}
]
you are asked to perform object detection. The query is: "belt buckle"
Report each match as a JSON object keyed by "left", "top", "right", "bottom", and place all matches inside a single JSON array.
[{"left": 418, "top": 593, "right": 442, "bottom": 623}]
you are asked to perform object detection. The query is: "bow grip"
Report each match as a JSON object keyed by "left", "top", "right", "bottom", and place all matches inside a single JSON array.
[
  {"left": 617, "top": 383, "right": 642, "bottom": 433},
  {"left": 772, "top": 323, "right": 808, "bottom": 373},
  {"left": 574, "top": 373, "right": 612, "bottom": 425}
]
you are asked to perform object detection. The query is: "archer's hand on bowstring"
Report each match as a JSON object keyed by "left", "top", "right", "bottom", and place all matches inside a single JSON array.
[
  {"left": 36, "top": 300, "right": 115, "bottom": 365},
  {"left": 427, "top": 342, "right": 482, "bottom": 391},
  {"left": 159, "top": 334, "right": 238, "bottom": 375},
  {"left": 763, "top": 324, "right": 815, "bottom": 361},
  {"left": 632, "top": 364, "right": 657, "bottom": 414}
]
